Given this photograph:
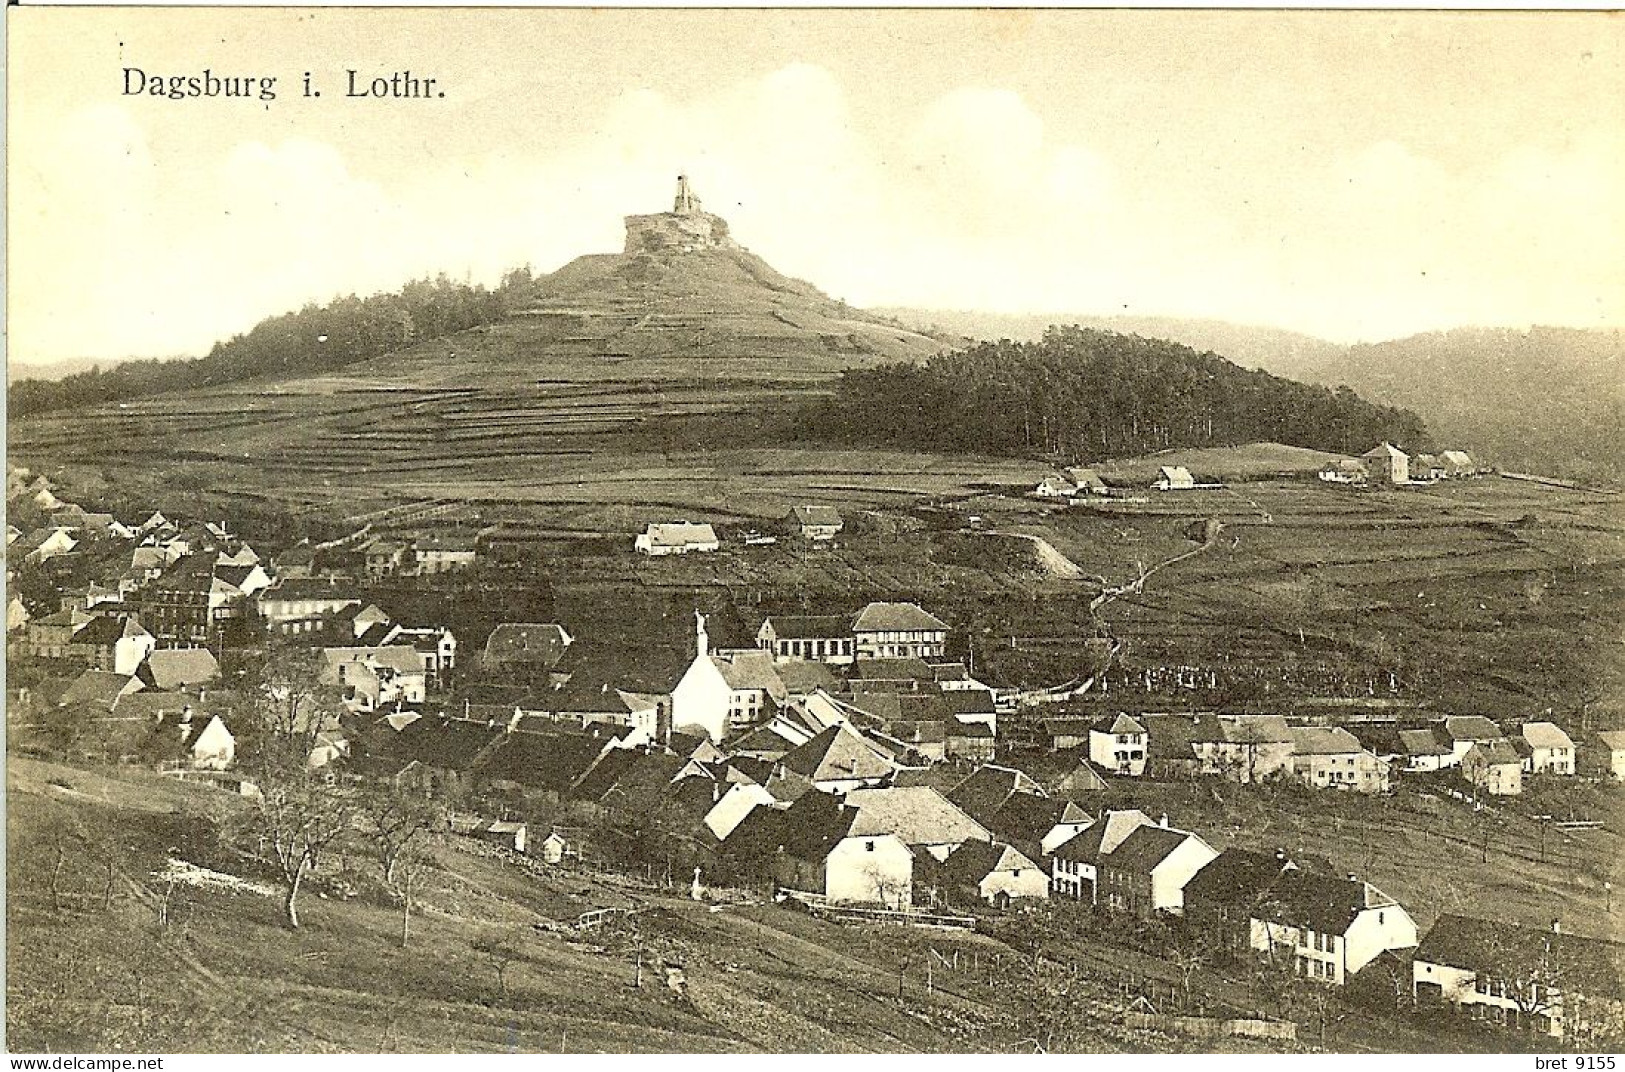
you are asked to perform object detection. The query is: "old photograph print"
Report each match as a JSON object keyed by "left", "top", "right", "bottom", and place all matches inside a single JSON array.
[{"left": 5, "top": 6, "right": 1623, "bottom": 1055}]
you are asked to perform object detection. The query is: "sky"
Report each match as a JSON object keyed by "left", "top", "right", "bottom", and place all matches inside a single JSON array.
[{"left": 8, "top": 8, "right": 1624, "bottom": 364}]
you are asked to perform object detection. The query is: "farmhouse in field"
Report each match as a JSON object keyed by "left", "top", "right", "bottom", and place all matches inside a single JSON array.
[
  {"left": 787, "top": 505, "right": 843, "bottom": 541},
  {"left": 1318, "top": 459, "right": 1369, "bottom": 485},
  {"left": 1440, "top": 450, "right": 1476, "bottom": 476},
  {"left": 1413, "top": 915, "right": 1625, "bottom": 1038},
  {"left": 1153, "top": 465, "right": 1196, "bottom": 491},
  {"left": 1066, "top": 468, "right": 1109, "bottom": 495},
  {"left": 1286, "top": 727, "right": 1390, "bottom": 794},
  {"left": 635, "top": 521, "right": 719, "bottom": 556},
  {"left": 1035, "top": 474, "right": 1078, "bottom": 499},
  {"left": 1362, "top": 442, "right": 1410, "bottom": 484}
]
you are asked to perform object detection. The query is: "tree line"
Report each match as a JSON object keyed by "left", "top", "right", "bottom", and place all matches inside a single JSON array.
[
  {"left": 9, "top": 267, "right": 540, "bottom": 418},
  {"left": 793, "top": 326, "right": 1428, "bottom": 461}
]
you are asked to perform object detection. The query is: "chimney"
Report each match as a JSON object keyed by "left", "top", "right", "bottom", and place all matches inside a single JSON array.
[
  {"left": 1552, "top": 919, "right": 1562, "bottom": 935},
  {"left": 1347, "top": 872, "right": 1359, "bottom": 883},
  {"left": 1160, "top": 813, "right": 1169, "bottom": 828},
  {"left": 695, "top": 609, "right": 709, "bottom": 659}
]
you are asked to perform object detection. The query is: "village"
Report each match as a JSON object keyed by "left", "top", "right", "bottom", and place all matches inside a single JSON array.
[{"left": 6, "top": 454, "right": 1623, "bottom": 1051}]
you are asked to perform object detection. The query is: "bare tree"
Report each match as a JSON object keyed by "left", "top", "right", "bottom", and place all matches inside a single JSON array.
[
  {"left": 242, "top": 645, "right": 358, "bottom": 930},
  {"left": 359, "top": 787, "right": 446, "bottom": 889},
  {"left": 257, "top": 773, "right": 355, "bottom": 929},
  {"left": 473, "top": 930, "right": 525, "bottom": 998}
]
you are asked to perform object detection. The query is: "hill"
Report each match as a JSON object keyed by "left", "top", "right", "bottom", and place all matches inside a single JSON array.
[
  {"left": 1307, "top": 327, "right": 1624, "bottom": 487},
  {"left": 880, "top": 311, "right": 1624, "bottom": 485},
  {"left": 795, "top": 327, "right": 1426, "bottom": 462}
]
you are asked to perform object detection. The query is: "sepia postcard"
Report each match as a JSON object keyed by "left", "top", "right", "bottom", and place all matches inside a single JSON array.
[{"left": 4, "top": 6, "right": 1623, "bottom": 1057}]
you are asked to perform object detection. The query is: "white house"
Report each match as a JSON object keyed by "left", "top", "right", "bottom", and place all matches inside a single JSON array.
[
  {"left": 1463, "top": 739, "right": 1523, "bottom": 796},
  {"left": 1318, "top": 459, "right": 1369, "bottom": 485},
  {"left": 635, "top": 522, "right": 719, "bottom": 556},
  {"left": 1035, "top": 474, "right": 1078, "bottom": 499},
  {"left": 1153, "top": 466, "right": 1196, "bottom": 491},
  {"left": 937, "top": 841, "right": 1049, "bottom": 907},
  {"left": 1089, "top": 714, "right": 1148, "bottom": 777},
  {"left": 113, "top": 618, "right": 157, "bottom": 676},
  {"left": 1413, "top": 915, "right": 1625, "bottom": 1038},
  {"left": 1519, "top": 721, "right": 1575, "bottom": 776},
  {"left": 788, "top": 505, "right": 843, "bottom": 541},
  {"left": 851, "top": 601, "right": 949, "bottom": 660},
  {"left": 1286, "top": 727, "right": 1390, "bottom": 793},
  {"left": 1362, "top": 442, "right": 1410, "bottom": 484},
  {"left": 1249, "top": 870, "right": 1419, "bottom": 986}
]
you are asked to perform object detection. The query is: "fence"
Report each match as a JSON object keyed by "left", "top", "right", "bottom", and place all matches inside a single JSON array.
[
  {"left": 781, "top": 889, "right": 977, "bottom": 930},
  {"left": 1123, "top": 1011, "right": 1297, "bottom": 1041}
]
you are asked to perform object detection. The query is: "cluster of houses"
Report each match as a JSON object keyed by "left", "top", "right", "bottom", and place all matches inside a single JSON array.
[
  {"left": 1033, "top": 444, "right": 1482, "bottom": 500},
  {"left": 633, "top": 505, "right": 845, "bottom": 556},
  {"left": 1319, "top": 444, "right": 1480, "bottom": 487},
  {"left": 1031, "top": 710, "right": 1598, "bottom": 799},
  {"left": 316, "top": 691, "right": 1622, "bottom": 1039}
]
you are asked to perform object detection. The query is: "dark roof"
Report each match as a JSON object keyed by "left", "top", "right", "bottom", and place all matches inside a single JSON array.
[
  {"left": 1438, "top": 715, "right": 1504, "bottom": 744},
  {"left": 414, "top": 532, "right": 479, "bottom": 553},
  {"left": 71, "top": 614, "right": 129, "bottom": 647},
  {"left": 567, "top": 747, "right": 644, "bottom": 803},
  {"left": 777, "top": 791, "right": 861, "bottom": 863},
  {"left": 1104, "top": 824, "right": 1196, "bottom": 874},
  {"left": 1042, "top": 717, "right": 1093, "bottom": 738},
  {"left": 480, "top": 730, "right": 606, "bottom": 791},
  {"left": 1257, "top": 869, "right": 1384, "bottom": 934},
  {"left": 988, "top": 792, "right": 1087, "bottom": 846},
  {"left": 947, "top": 765, "right": 1040, "bottom": 828},
  {"left": 761, "top": 614, "right": 851, "bottom": 640},
  {"left": 484, "top": 623, "right": 572, "bottom": 667},
  {"left": 938, "top": 689, "right": 997, "bottom": 717},
  {"left": 940, "top": 840, "right": 1037, "bottom": 886},
  {"left": 849, "top": 657, "right": 936, "bottom": 683},
  {"left": 1184, "top": 848, "right": 1294, "bottom": 912},
  {"left": 1415, "top": 914, "right": 1625, "bottom": 995},
  {"left": 1053, "top": 809, "right": 1155, "bottom": 864}
]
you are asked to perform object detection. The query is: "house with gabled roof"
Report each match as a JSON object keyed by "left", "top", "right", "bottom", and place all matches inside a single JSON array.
[
  {"left": 1519, "top": 721, "right": 1575, "bottom": 776},
  {"left": 410, "top": 531, "right": 479, "bottom": 574},
  {"left": 987, "top": 793, "right": 1093, "bottom": 862},
  {"left": 1439, "top": 450, "right": 1476, "bottom": 477},
  {"left": 151, "top": 709, "right": 236, "bottom": 770},
  {"left": 947, "top": 763, "right": 1044, "bottom": 828},
  {"left": 1050, "top": 808, "right": 1154, "bottom": 903},
  {"left": 1589, "top": 730, "right": 1625, "bottom": 782},
  {"left": 1153, "top": 465, "right": 1196, "bottom": 492},
  {"left": 1462, "top": 739, "right": 1523, "bottom": 796},
  {"left": 704, "top": 781, "right": 782, "bottom": 841},
  {"left": 1287, "top": 726, "right": 1390, "bottom": 793},
  {"left": 1413, "top": 915, "right": 1625, "bottom": 1038},
  {"left": 756, "top": 614, "right": 855, "bottom": 664},
  {"left": 1362, "top": 442, "right": 1410, "bottom": 484},
  {"left": 1244, "top": 867, "right": 1418, "bottom": 985},
  {"left": 929, "top": 840, "right": 1048, "bottom": 907},
  {"left": 1191, "top": 714, "right": 1295, "bottom": 783},
  {"left": 1089, "top": 713, "right": 1148, "bottom": 777},
  {"left": 773, "top": 724, "right": 896, "bottom": 797},
  {"left": 787, "top": 505, "right": 843, "bottom": 541},
  {"left": 1065, "top": 467, "right": 1109, "bottom": 495},
  {"left": 1097, "top": 820, "right": 1218, "bottom": 917},
  {"left": 1436, "top": 715, "right": 1506, "bottom": 766},
  {"left": 754, "top": 790, "right": 915, "bottom": 907},
  {"left": 59, "top": 669, "right": 144, "bottom": 712},
  {"left": 851, "top": 602, "right": 948, "bottom": 660},
  {"left": 635, "top": 521, "right": 718, "bottom": 556},
  {"left": 1035, "top": 474, "right": 1078, "bottom": 500},
  {"left": 138, "top": 647, "right": 221, "bottom": 691},
  {"left": 1184, "top": 848, "right": 1300, "bottom": 956},
  {"left": 841, "top": 785, "right": 990, "bottom": 862}
]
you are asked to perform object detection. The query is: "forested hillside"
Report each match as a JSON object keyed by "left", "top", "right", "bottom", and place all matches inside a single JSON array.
[
  {"left": 796, "top": 326, "right": 1427, "bottom": 461},
  {"left": 8, "top": 270, "right": 538, "bottom": 417}
]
